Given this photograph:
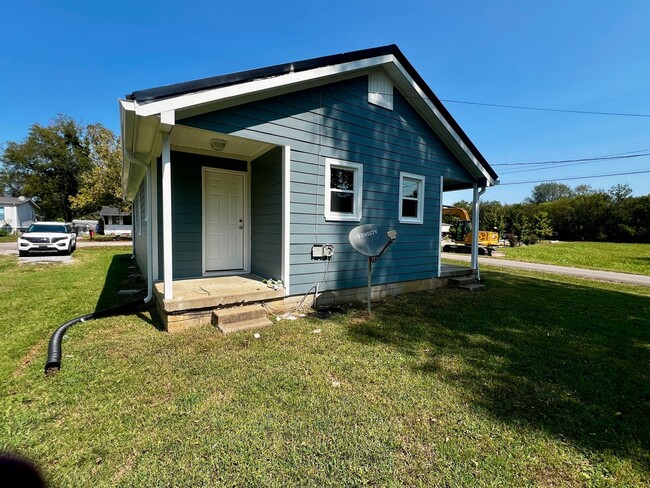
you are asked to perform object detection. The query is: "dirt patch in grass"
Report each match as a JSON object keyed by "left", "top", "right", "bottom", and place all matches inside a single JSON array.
[{"left": 13, "top": 340, "right": 45, "bottom": 378}]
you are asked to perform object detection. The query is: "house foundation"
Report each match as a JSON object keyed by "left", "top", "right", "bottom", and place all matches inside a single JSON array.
[{"left": 153, "top": 266, "right": 474, "bottom": 332}]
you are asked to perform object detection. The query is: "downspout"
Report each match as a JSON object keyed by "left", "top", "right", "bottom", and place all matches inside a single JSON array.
[
  {"left": 471, "top": 186, "right": 487, "bottom": 281},
  {"left": 124, "top": 154, "right": 154, "bottom": 303}
]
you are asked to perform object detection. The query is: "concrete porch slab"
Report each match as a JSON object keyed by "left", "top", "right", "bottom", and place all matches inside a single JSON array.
[
  {"left": 440, "top": 264, "right": 476, "bottom": 278},
  {"left": 154, "top": 274, "right": 285, "bottom": 313}
]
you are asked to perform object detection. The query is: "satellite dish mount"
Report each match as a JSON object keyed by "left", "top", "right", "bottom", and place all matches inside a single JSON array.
[{"left": 348, "top": 224, "right": 397, "bottom": 314}]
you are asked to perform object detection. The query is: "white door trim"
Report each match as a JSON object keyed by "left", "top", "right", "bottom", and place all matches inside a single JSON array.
[{"left": 202, "top": 167, "right": 250, "bottom": 276}]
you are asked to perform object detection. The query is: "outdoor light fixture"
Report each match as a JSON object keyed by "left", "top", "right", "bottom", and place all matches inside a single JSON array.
[{"left": 209, "top": 138, "right": 228, "bottom": 151}]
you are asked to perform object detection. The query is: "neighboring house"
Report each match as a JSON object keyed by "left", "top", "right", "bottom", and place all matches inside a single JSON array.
[
  {"left": 99, "top": 206, "right": 132, "bottom": 235},
  {"left": 0, "top": 196, "right": 39, "bottom": 234},
  {"left": 119, "top": 45, "right": 498, "bottom": 327}
]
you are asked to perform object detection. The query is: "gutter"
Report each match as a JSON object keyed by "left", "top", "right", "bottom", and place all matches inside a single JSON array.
[{"left": 123, "top": 153, "right": 154, "bottom": 304}]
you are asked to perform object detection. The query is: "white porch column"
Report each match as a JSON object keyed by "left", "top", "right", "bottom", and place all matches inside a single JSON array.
[
  {"left": 161, "top": 131, "right": 173, "bottom": 299},
  {"left": 438, "top": 175, "right": 444, "bottom": 277},
  {"left": 471, "top": 183, "right": 479, "bottom": 271},
  {"left": 281, "top": 145, "right": 291, "bottom": 295},
  {"left": 151, "top": 156, "right": 159, "bottom": 281}
]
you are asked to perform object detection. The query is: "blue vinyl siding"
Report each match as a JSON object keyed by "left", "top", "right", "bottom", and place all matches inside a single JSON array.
[
  {"left": 156, "top": 152, "right": 247, "bottom": 279},
  {"left": 133, "top": 179, "right": 148, "bottom": 277},
  {"left": 181, "top": 75, "right": 474, "bottom": 294},
  {"left": 250, "top": 147, "right": 282, "bottom": 280}
]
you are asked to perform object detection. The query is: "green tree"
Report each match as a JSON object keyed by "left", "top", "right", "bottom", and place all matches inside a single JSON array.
[
  {"left": 0, "top": 115, "right": 91, "bottom": 221},
  {"left": 608, "top": 183, "right": 633, "bottom": 203},
  {"left": 70, "top": 124, "right": 129, "bottom": 214},
  {"left": 527, "top": 182, "right": 574, "bottom": 204}
]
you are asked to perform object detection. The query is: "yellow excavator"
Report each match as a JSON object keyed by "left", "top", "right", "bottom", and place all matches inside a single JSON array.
[{"left": 442, "top": 206, "right": 499, "bottom": 256}]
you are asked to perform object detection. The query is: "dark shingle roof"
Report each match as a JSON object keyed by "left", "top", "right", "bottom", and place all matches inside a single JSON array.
[
  {"left": 0, "top": 196, "right": 36, "bottom": 206},
  {"left": 126, "top": 45, "right": 497, "bottom": 181}
]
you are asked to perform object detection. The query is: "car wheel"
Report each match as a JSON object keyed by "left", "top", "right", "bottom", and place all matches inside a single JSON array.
[{"left": 19, "top": 250, "right": 29, "bottom": 257}]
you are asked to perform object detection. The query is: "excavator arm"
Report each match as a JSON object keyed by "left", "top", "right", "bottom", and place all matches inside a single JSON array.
[{"left": 442, "top": 206, "right": 470, "bottom": 221}]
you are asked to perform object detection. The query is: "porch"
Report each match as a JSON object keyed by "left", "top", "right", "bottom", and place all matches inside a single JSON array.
[
  {"left": 153, "top": 265, "right": 475, "bottom": 332},
  {"left": 153, "top": 274, "right": 285, "bottom": 332}
]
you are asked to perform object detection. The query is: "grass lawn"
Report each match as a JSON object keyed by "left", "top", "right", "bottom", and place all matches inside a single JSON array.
[
  {"left": 498, "top": 241, "right": 650, "bottom": 276},
  {"left": 0, "top": 234, "right": 18, "bottom": 243},
  {"left": 1, "top": 248, "right": 649, "bottom": 486}
]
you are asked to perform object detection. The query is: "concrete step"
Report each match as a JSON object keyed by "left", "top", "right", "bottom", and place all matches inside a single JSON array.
[
  {"left": 449, "top": 276, "right": 485, "bottom": 292},
  {"left": 459, "top": 282, "right": 486, "bottom": 292},
  {"left": 215, "top": 317, "right": 272, "bottom": 335},
  {"left": 449, "top": 276, "right": 478, "bottom": 287},
  {"left": 212, "top": 304, "right": 267, "bottom": 326}
]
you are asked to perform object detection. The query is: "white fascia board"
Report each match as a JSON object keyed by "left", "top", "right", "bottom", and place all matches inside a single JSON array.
[
  {"left": 119, "top": 100, "right": 136, "bottom": 197},
  {"left": 132, "top": 55, "right": 396, "bottom": 117},
  {"left": 385, "top": 63, "right": 496, "bottom": 187},
  {"left": 120, "top": 99, "right": 158, "bottom": 200}
]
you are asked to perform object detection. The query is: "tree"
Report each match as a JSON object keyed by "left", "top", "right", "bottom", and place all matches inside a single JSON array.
[
  {"left": 478, "top": 200, "right": 505, "bottom": 234},
  {"left": 0, "top": 115, "right": 91, "bottom": 221},
  {"left": 527, "top": 182, "right": 574, "bottom": 204},
  {"left": 70, "top": 124, "right": 129, "bottom": 214},
  {"left": 608, "top": 183, "right": 633, "bottom": 203}
]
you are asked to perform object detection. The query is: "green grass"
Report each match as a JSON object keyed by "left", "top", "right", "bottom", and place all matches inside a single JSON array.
[
  {"left": 1, "top": 248, "right": 649, "bottom": 486},
  {"left": 0, "top": 234, "right": 18, "bottom": 243},
  {"left": 498, "top": 241, "right": 650, "bottom": 275}
]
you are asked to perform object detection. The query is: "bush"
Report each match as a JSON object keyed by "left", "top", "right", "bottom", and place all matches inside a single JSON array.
[
  {"left": 522, "top": 233, "right": 540, "bottom": 245},
  {"left": 507, "top": 234, "right": 519, "bottom": 247},
  {"left": 0, "top": 229, "right": 9, "bottom": 237}
]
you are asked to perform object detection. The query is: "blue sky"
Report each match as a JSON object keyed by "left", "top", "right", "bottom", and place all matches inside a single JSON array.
[{"left": 1, "top": 0, "right": 649, "bottom": 204}]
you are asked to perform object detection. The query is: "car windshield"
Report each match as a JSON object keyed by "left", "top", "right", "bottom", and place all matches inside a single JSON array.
[{"left": 27, "top": 224, "right": 67, "bottom": 233}]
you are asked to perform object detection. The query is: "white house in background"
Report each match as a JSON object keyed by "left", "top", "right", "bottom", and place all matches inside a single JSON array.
[
  {"left": 99, "top": 206, "right": 132, "bottom": 235},
  {"left": 0, "top": 196, "right": 39, "bottom": 233}
]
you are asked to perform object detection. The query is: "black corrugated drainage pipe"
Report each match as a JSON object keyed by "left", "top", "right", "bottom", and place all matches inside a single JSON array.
[{"left": 45, "top": 298, "right": 149, "bottom": 374}]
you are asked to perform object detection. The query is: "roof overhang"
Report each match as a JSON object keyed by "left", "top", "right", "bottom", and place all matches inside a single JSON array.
[{"left": 119, "top": 45, "right": 498, "bottom": 199}]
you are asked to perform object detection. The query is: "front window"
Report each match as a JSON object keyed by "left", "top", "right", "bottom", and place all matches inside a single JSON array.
[
  {"left": 27, "top": 224, "right": 67, "bottom": 233},
  {"left": 112, "top": 215, "right": 120, "bottom": 225},
  {"left": 0, "top": 207, "right": 4, "bottom": 221},
  {"left": 399, "top": 173, "right": 425, "bottom": 224},
  {"left": 325, "top": 159, "right": 363, "bottom": 221}
]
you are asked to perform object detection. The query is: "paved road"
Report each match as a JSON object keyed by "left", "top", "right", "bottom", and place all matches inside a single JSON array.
[{"left": 442, "top": 252, "right": 650, "bottom": 287}]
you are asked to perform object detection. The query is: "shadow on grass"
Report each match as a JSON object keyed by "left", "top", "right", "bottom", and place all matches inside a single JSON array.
[
  {"left": 347, "top": 271, "right": 650, "bottom": 468},
  {"left": 94, "top": 253, "right": 147, "bottom": 313}
]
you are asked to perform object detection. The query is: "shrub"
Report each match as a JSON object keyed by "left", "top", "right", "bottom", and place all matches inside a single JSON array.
[
  {"left": 0, "top": 229, "right": 9, "bottom": 237},
  {"left": 522, "top": 233, "right": 540, "bottom": 245}
]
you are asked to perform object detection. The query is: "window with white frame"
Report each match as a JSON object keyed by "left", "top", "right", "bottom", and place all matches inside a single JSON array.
[
  {"left": 399, "top": 172, "right": 425, "bottom": 224},
  {"left": 325, "top": 159, "right": 363, "bottom": 221}
]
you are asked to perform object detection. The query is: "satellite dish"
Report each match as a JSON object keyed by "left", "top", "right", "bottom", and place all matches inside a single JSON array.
[
  {"left": 348, "top": 224, "right": 397, "bottom": 313},
  {"left": 18, "top": 196, "right": 26, "bottom": 202},
  {"left": 349, "top": 224, "right": 388, "bottom": 257}
]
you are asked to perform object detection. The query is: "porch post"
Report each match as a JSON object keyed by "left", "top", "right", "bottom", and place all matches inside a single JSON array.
[
  {"left": 281, "top": 145, "right": 291, "bottom": 295},
  {"left": 471, "top": 183, "right": 479, "bottom": 271},
  {"left": 151, "top": 156, "right": 159, "bottom": 281},
  {"left": 161, "top": 131, "right": 173, "bottom": 299},
  {"left": 438, "top": 176, "right": 443, "bottom": 277}
]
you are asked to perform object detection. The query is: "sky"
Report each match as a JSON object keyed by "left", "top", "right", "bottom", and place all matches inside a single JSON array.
[{"left": 1, "top": 0, "right": 649, "bottom": 204}]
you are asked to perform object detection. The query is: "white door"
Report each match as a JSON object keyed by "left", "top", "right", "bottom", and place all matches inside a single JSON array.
[{"left": 204, "top": 169, "right": 245, "bottom": 272}]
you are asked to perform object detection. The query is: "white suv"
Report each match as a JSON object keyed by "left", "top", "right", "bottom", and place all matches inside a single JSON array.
[{"left": 18, "top": 222, "right": 77, "bottom": 257}]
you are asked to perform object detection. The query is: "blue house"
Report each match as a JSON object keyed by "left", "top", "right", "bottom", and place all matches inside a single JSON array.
[{"left": 119, "top": 45, "right": 498, "bottom": 330}]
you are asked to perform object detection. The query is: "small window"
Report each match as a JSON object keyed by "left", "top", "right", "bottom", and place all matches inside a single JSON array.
[
  {"left": 112, "top": 215, "right": 120, "bottom": 225},
  {"left": 399, "top": 172, "right": 425, "bottom": 224},
  {"left": 123, "top": 215, "right": 132, "bottom": 226},
  {"left": 325, "top": 159, "right": 363, "bottom": 221}
]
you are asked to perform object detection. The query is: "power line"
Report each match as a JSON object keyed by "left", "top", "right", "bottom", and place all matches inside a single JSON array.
[
  {"left": 499, "top": 169, "right": 650, "bottom": 186},
  {"left": 439, "top": 99, "right": 650, "bottom": 118},
  {"left": 493, "top": 150, "right": 650, "bottom": 167}
]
